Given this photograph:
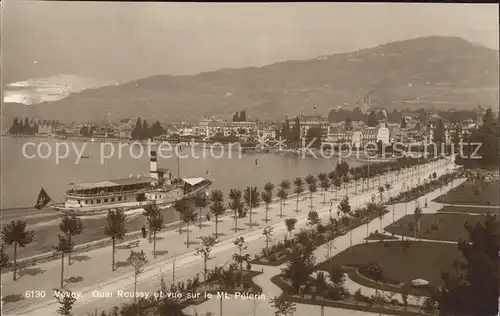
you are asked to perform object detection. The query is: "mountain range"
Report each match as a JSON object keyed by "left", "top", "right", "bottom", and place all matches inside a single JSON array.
[{"left": 2, "top": 36, "right": 498, "bottom": 125}]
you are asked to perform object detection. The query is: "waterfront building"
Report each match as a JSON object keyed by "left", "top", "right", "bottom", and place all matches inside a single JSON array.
[
  {"left": 93, "top": 127, "right": 117, "bottom": 138},
  {"left": 258, "top": 124, "right": 277, "bottom": 140},
  {"left": 198, "top": 116, "right": 257, "bottom": 138},
  {"left": 328, "top": 126, "right": 354, "bottom": 143},
  {"left": 67, "top": 124, "right": 84, "bottom": 136},
  {"left": 376, "top": 123, "right": 390, "bottom": 145},
  {"left": 362, "top": 127, "right": 378, "bottom": 144},
  {"left": 179, "top": 128, "right": 195, "bottom": 137},
  {"left": 37, "top": 124, "right": 53, "bottom": 135},
  {"left": 118, "top": 126, "right": 133, "bottom": 139},
  {"left": 446, "top": 120, "right": 477, "bottom": 143},
  {"left": 356, "top": 123, "right": 391, "bottom": 145},
  {"left": 352, "top": 130, "right": 363, "bottom": 149},
  {"left": 295, "top": 115, "right": 330, "bottom": 141}
]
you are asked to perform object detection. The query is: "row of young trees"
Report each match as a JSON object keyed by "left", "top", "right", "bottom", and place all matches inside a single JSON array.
[
  {"left": 1, "top": 155, "right": 448, "bottom": 316},
  {"left": 69, "top": 156, "right": 495, "bottom": 316},
  {"left": 271, "top": 168, "right": 498, "bottom": 316},
  {"left": 0, "top": 214, "right": 85, "bottom": 292},
  {"left": 256, "top": 159, "right": 446, "bottom": 310},
  {"left": 172, "top": 156, "right": 440, "bottom": 255},
  {"left": 75, "top": 192, "right": 353, "bottom": 316},
  {"left": 54, "top": 173, "right": 495, "bottom": 316},
  {"left": 0, "top": 201, "right": 166, "bottom": 286},
  {"left": 166, "top": 155, "right": 440, "bottom": 252},
  {"left": 0, "top": 154, "right": 438, "bottom": 284},
  {"left": 53, "top": 233, "right": 254, "bottom": 316}
]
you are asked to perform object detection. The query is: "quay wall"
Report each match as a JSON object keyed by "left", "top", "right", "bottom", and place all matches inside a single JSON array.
[{"left": 2, "top": 192, "right": 310, "bottom": 272}]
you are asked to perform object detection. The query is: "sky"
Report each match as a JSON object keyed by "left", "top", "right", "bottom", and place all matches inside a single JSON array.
[{"left": 2, "top": 2, "right": 499, "bottom": 84}]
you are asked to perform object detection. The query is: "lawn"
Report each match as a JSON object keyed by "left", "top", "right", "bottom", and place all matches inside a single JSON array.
[
  {"left": 434, "top": 181, "right": 499, "bottom": 206},
  {"left": 438, "top": 205, "right": 500, "bottom": 216},
  {"left": 385, "top": 213, "right": 484, "bottom": 242},
  {"left": 317, "top": 242, "right": 461, "bottom": 292}
]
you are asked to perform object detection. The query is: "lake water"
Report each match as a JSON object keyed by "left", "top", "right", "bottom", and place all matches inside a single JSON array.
[{"left": 1, "top": 137, "right": 363, "bottom": 209}]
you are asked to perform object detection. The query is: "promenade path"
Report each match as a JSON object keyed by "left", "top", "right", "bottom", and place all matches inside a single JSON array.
[
  {"left": 184, "top": 169, "right": 463, "bottom": 316},
  {"left": 439, "top": 203, "right": 499, "bottom": 209},
  {"left": 2, "top": 158, "right": 454, "bottom": 316}
]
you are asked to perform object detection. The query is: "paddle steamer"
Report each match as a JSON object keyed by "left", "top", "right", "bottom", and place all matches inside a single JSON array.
[{"left": 51, "top": 145, "right": 211, "bottom": 215}]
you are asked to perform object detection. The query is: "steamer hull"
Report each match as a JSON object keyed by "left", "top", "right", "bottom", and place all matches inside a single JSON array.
[{"left": 51, "top": 178, "right": 212, "bottom": 215}]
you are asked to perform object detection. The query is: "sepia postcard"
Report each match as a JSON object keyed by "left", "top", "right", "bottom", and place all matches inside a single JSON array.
[{"left": 1, "top": 2, "right": 499, "bottom": 316}]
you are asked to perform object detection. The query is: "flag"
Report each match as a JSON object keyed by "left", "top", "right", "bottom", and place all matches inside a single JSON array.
[{"left": 35, "top": 187, "right": 51, "bottom": 210}]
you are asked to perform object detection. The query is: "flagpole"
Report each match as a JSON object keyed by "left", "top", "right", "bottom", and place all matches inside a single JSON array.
[{"left": 177, "top": 135, "right": 181, "bottom": 179}]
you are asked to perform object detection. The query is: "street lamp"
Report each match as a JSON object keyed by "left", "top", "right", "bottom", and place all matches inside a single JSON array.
[
  {"left": 392, "top": 203, "right": 395, "bottom": 222},
  {"left": 329, "top": 199, "right": 333, "bottom": 220},
  {"left": 349, "top": 229, "right": 353, "bottom": 256},
  {"left": 172, "top": 253, "right": 177, "bottom": 284},
  {"left": 366, "top": 216, "right": 369, "bottom": 238},
  {"left": 220, "top": 294, "right": 223, "bottom": 316}
]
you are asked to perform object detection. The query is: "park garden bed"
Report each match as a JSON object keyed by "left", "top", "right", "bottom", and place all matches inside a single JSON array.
[
  {"left": 271, "top": 274, "right": 431, "bottom": 316},
  {"left": 96, "top": 265, "right": 263, "bottom": 316},
  {"left": 250, "top": 208, "right": 388, "bottom": 266},
  {"left": 438, "top": 205, "right": 499, "bottom": 215},
  {"left": 184, "top": 268, "right": 263, "bottom": 307},
  {"left": 316, "top": 241, "right": 461, "bottom": 297},
  {"left": 365, "top": 231, "right": 399, "bottom": 241},
  {"left": 385, "top": 213, "right": 482, "bottom": 242},
  {"left": 387, "top": 171, "right": 460, "bottom": 205}
]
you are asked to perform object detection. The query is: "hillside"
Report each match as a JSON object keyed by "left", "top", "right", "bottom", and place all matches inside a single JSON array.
[{"left": 3, "top": 36, "right": 499, "bottom": 124}]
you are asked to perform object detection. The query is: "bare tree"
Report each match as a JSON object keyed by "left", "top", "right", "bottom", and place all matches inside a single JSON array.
[
  {"left": 262, "top": 226, "right": 274, "bottom": 254},
  {"left": 195, "top": 235, "right": 217, "bottom": 281},
  {"left": 126, "top": 250, "right": 148, "bottom": 305}
]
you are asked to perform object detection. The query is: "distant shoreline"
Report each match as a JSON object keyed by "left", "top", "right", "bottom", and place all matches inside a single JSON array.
[
  {"left": 1, "top": 134, "right": 149, "bottom": 144},
  {"left": 2, "top": 134, "right": 273, "bottom": 147}
]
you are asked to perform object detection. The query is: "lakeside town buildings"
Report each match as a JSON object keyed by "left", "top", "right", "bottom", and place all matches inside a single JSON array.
[{"left": 17, "top": 110, "right": 483, "bottom": 149}]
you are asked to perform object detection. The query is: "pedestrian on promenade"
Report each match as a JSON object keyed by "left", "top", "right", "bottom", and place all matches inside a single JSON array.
[{"left": 141, "top": 225, "right": 147, "bottom": 239}]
